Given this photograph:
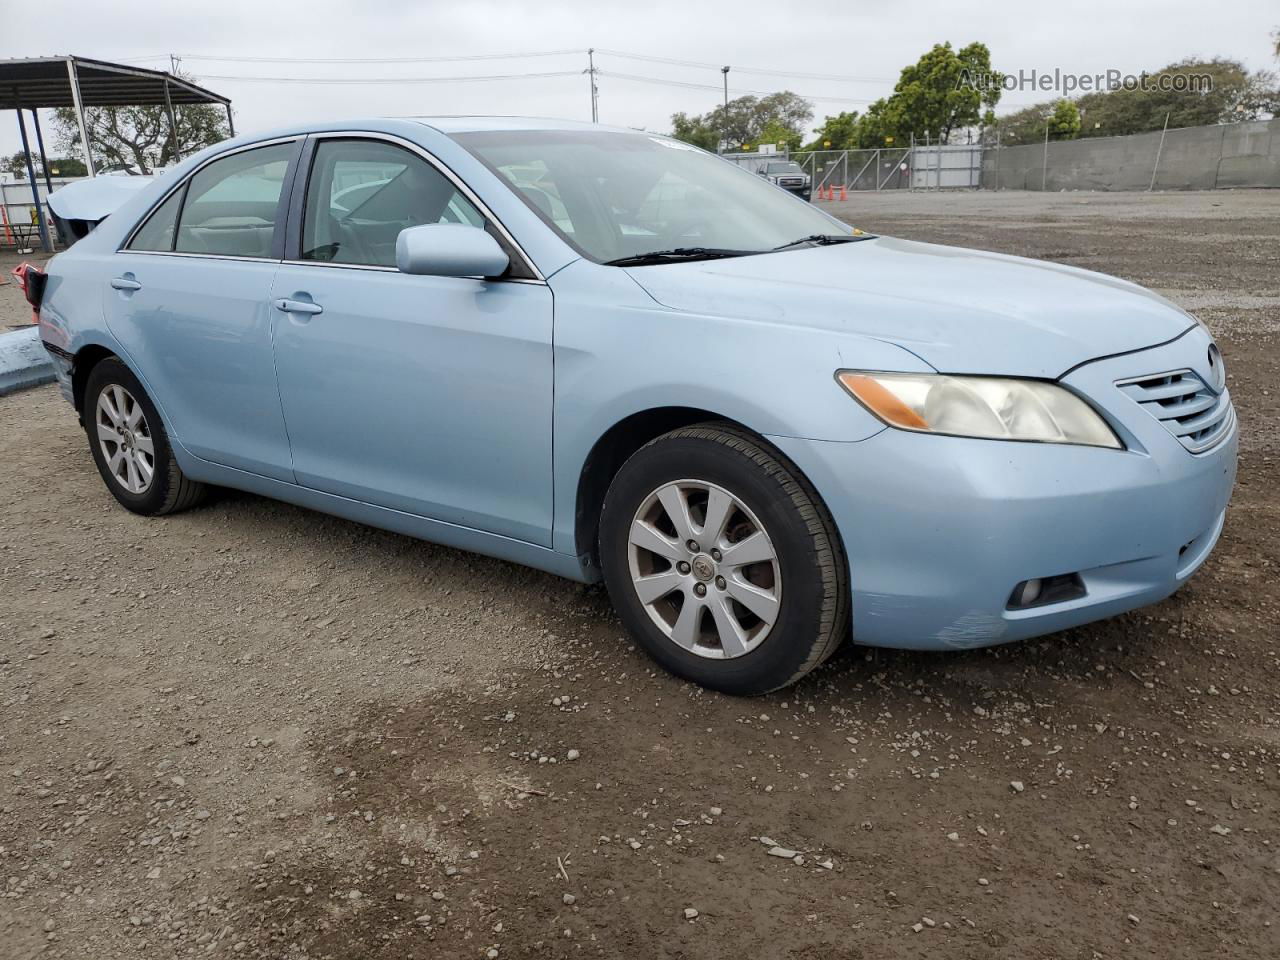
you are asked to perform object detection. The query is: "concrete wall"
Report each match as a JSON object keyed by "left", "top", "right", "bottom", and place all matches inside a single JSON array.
[{"left": 982, "top": 118, "right": 1280, "bottom": 191}]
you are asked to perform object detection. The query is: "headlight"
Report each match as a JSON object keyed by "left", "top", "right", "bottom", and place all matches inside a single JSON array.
[{"left": 837, "top": 371, "right": 1122, "bottom": 449}]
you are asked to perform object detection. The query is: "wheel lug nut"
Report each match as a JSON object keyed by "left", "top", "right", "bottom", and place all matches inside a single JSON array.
[
  {"left": 677, "top": 561, "right": 691, "bottom": 575},
  {"left": 715, "top": 576, "right": 726, "bottom": 590},
  {"left": 693, "top": 582, "right": 707, "bottom": 597},
  {"left": 686, "top": 539, "right": 699, "bottom": 552},
  {"left": 710, "top": 548, "right": 722, "bottom": 561}
]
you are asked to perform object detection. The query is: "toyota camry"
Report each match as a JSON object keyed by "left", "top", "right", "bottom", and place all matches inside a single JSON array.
[{"left": 27, "top": 117, "right": 1237, "bottom": 694}]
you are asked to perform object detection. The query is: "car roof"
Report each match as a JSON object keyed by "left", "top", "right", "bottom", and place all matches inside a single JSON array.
[
  {"left": 408, "top": 116, "right": 643, "bottom": 135},
  {"left": 201, "top": 117, "right": 656, "bottom": 153}
]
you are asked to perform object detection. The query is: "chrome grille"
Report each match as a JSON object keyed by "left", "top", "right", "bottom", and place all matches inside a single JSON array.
[
  {"left": 1117, "top": 369, "right": 1234, "bottom": 454},
  {"left": 776, "top": 177, "right": 806, "bottom": 187}
]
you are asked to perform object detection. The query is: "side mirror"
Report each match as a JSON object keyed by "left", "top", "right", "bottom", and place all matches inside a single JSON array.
[{"left": 395, "top": 223, "right": 510, "bottom": 278}]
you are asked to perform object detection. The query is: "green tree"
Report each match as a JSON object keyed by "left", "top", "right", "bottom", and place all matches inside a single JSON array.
[
  {"left": 1048, "top": 100, "right": 1081, "bottom": 140},
  {"left": 855, "top": 42, "right": 1002, "bottom": 147},
  {"left": 4, "top": 151, "right": 87, "bottom": 178},
  {"left": 989, "top": 102, "right": 1053, "bottom": 145},
  {"left": 705, "top": 95, "right": 763, "bottom": 149},
  {"left": 1076, "top": 59, "right": 1278, "bottom": 137},
  {"left": 670, "top": 90, "right": 813, "bottom": 152},
  {"left": 669, "top": 112, "right": 719, "bottom": 151},
  {"left": 51, "top": 75, "right": 229, "bottom": 175},
  {"left": 995, "top": 59, "right": 1277, "bottom": 144},
  {"left": 754, "top": 92, "right": 813, "bottom": 137},
  {"left": 805, "top": 111, "right": 861, "bottom": 150},
  {"left": 757, "top": 118, "right": 802, "bottom": 151}
]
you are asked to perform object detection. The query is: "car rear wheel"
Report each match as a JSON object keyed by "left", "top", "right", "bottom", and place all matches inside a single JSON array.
[
  {"left": 83, "top": 358, "right": 207, "bottom": 516},
  {"left": 599, "top": 422, "right": 848, "bottom": 695}
]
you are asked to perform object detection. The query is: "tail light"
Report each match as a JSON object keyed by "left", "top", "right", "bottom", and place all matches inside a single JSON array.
[{"left": 11, "top": 262, "right": 47, "bottom": 324}]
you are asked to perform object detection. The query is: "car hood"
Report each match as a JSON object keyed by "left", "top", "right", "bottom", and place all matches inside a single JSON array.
[{"left": 624, "top": 236, "right": 1197, "bottom": 379}]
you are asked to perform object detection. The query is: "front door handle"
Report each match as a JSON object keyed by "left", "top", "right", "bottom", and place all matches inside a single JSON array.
[
  {"left": 273, "top": 297, "right": 324, "bottom": 316},
  {"left": 110, "top": 277, "right": 142, "bottom": 291}
]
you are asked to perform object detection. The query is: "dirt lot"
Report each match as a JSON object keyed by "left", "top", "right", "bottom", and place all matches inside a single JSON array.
[{"left": 2, "top": 190, "right": 1278, "bottom": 960}]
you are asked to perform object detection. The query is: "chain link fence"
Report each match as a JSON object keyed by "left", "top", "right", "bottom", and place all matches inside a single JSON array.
[
  {"left": 725, "top": 118, "right": 1280, "bottom": 194},
  {"left": 983, "top": 117, "right": 1280, "bottom": 191},
  {"left": 725, "top": 144, "right": 981, "bottom": 192}
]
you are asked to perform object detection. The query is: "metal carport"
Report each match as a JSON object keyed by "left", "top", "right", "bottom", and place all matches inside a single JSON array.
[{"left": 0, "top": 56, "right": 233, "bottom": 252}]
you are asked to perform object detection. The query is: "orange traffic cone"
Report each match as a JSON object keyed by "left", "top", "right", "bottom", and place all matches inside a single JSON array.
[{"left": 839, "top": 184, "right": 848, "bottom": 201}]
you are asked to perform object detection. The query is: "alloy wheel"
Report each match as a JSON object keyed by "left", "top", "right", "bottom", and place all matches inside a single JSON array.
[
  {"left": 626, "top": 479, "right": 781, "bottom": 659},
  {"left": 96, "top": 384, "right": 155, "bottom": 495}
]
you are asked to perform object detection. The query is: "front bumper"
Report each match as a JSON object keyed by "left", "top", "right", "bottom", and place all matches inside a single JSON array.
[{"left": 770, "top": 328, "right": 1238, "bottom": 650}]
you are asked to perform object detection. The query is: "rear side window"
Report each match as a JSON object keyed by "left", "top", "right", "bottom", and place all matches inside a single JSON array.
[
  {"left": 301, "top": 139, "right": 484, "bottom": 268},
  {"left": 127, "top": 187, "right": 185, "bottom": 252},
  {"left": 172, "top": 143, "right": 294, "bottom": 258}
]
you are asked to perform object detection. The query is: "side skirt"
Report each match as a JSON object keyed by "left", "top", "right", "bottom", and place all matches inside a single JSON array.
[{"left": 175, "top": 449, "right": 593, "bottom": 584}]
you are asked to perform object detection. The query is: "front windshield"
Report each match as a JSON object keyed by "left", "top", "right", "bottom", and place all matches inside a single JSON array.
[
  {"left": 452, "top": 130, "right": 852, "bottom": 263},
  {"left": 766, "top": 162, "right": 804, "bottom": 175}
]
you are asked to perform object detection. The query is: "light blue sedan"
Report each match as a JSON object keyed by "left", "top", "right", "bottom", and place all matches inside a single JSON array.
[{"left": 31, "top": 117, "right": 1237, "bottom": 694}]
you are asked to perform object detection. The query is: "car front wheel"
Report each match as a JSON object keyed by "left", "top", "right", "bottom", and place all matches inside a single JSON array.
[
  {"left": 83, "top": 357, "right": 207, "bottom": 516},
  {"left": 599, "top": 422, "right": 848, "bottom": 695}
]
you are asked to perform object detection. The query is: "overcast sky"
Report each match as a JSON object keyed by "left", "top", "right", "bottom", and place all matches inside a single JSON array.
[{"left": 1, "top": 0, "right": 1277, "bottom": 160}]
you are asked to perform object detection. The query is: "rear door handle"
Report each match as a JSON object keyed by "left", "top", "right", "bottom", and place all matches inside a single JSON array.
[
  {"left": 273, "top": 297, "right": 323, "bottom": 316},
  {"left": 110, "top": 277, "right": 142, "bottom": 291}
]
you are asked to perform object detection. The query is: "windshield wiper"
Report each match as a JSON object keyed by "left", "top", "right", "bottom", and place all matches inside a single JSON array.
[
  {"left": 603, "top": 247, "right": 755, "bottom": 267},
  {"left": 771, "top": 233, "right": 871, "bottom": 251}
]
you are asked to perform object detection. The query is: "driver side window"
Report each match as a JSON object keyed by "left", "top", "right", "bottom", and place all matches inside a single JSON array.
[{"left": 301, "top": 139, "right": 484, "bottom": 268}]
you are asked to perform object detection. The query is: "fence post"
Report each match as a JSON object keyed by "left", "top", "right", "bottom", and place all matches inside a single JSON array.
[
  {"left": 875, "top": 149, "right": 881, "bottom": 190},
  {"left": 1213, "top": 123, "right": 1227, "bottom": 190},
  {"left": 1042, "top": 124, "right": 1049, "bottom": 191},
  {"left": 995, "top": 128, "right": 1001, "bottom": 191},
  {"left": 1148, "top": 111, "right": 1171, "bottom": 192}
]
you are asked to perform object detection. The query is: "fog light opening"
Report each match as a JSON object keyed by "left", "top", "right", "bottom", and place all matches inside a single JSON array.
[
  {"left": 1007, "top": 573, "right": 1086, "bottom": 610},
  {"left": 1014, "top": 578, "right": 1042, "bottom": 607}
]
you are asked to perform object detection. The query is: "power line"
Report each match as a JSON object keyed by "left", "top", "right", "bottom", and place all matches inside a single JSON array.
[
  {"left": 189, "top": 65, "right": 877, "bottom": 104},
  {"left": 192, "top": 70, "right": 582, "bottom": 85},
  {"left": 595, "top": 49, "right": 897, "bottom": 85},
  {"left": 144, "top": 47, "right": 900, "bottom": 86},
  {"left": 599, "top": 70, "right": 876, "bottom": 105},
  {"left": 175, "top": 49, "right": 582, "bottom": 65}
]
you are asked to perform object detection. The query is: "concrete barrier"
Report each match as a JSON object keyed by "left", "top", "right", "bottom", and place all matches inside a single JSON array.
[
  {"left": 0, "top": 325, "right": 54, "bottom": 396},
  {"left": 983, "top": 118, "right": 1280, "bottom": 192}
]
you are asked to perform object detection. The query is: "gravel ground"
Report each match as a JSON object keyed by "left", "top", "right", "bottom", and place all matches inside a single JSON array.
[{"left": 1, "top": 190, "right": 1278, "bottom": 960}]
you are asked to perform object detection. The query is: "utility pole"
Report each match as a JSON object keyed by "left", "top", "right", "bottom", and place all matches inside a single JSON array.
[
  {"left": 720, "top": 65, "right": 730, "bottom": 153},
  {"left": 167, "top": 54, "right": 183, "bottom": 169},
  {"left": 585, "top": 48, "right": 598, "bottom": 123}
]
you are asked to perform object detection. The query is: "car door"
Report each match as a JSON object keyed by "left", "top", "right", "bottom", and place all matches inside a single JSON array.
[
  {"left": 103, "top": 139, "right": 301, "bottom": 482},
  {"left": 269, "top": 134, "right": 555, "bottom": 546}
]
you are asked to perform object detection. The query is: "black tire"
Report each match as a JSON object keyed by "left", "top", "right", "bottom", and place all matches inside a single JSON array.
[
  {"left": 599, "top": 422, "right": 849, "bottom": 695},
  {"left": 82, "top": 357, "right": 207, "bottom": 516}
]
